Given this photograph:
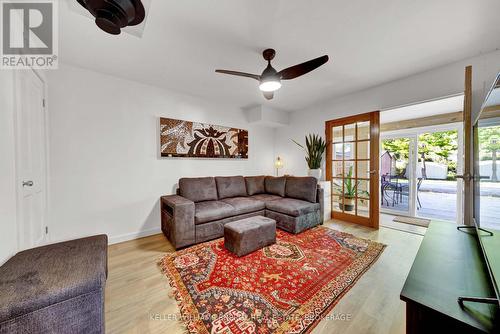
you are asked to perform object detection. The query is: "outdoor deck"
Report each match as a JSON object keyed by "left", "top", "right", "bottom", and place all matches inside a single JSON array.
[{"left": 381, "top": 179, "right": 500, "bottom": 230}]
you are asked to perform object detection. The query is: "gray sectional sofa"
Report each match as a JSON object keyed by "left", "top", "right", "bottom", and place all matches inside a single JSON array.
[{"left": 161, "top": 176, "right": 324, "bottom": 249}]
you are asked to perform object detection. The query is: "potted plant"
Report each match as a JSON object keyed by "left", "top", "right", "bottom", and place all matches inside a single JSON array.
[
  {"left": 292, "top": 134, "right": 327, "bottom": 181},
  {"left": 334, "top": 166, "right": 369, "bottom": 212}
]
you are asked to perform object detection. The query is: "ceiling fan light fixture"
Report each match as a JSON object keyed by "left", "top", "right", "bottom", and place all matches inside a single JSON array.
[
  {"left": 259, "top": 79, "right": 282, "bottom": 92},
  {"left": 215, "top": 48, "right": 329, "bottom": 100}
]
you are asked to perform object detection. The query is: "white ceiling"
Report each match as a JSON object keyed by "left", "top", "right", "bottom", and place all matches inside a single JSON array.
[
  {"left": 380, "top": 95, "right": 464, "bottom": 123},
  {"left": 60, "top": 0, "right": 500, "bottom": 112}
]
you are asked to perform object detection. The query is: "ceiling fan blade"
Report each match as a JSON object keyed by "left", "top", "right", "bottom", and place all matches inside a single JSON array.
[
  {"left": 278, "top": 55, "right": 329, "bottom": 80},
  {"left": 215, "top": 70, "right": 260, "bottom": 81},
  {"left": 263, "top": 91, "right": 274, "bottom": 100}
]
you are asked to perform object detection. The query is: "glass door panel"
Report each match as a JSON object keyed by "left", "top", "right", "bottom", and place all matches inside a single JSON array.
[
  {"left": 344, "top": 123, "right": 356, "bottom": 141},
  {"left": 344, "top": 142, "right": 356, "bottom": 160},
  {"left": 357, "top": 121, "right": 370, "bottom": 140},
  {"left": 333, "top": 126, "right": 343, "bottom": 142},
  {"left": 357, "top": 141, "right": 370, "bottom": 160},
  {"left": 380, "top": 127, "right": 462, "bottom": 224},
  {"left": 357, "top": 199, "right": 370, "bottom": 218},
  {"left": 416, "top": 131, "right": 460, "bottom": 222},
  {"left": 344, "top": 161, "right": 356, "bottom": 178},
  {"left": 476, "top": 122, "right": 500, "bottom": 230},
  {"left": 380, "top": 136, "right": 413, "bottom": 216},
  {"left": 357, "top": 161, "right": 371, "bottom": 179},
  {"left": 326, "top": 112, "right": 380, "bottom": 228}
]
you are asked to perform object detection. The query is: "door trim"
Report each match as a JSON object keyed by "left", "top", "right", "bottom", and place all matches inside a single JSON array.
[
  {"left": 463, "top": 66, "right": 473, "bottom": 226},
  {"left": 326, "top": 111, "right": 380, "bottom": 229},
  {"left": 13, "top": 68, "right": 50, "bottom": 250}
]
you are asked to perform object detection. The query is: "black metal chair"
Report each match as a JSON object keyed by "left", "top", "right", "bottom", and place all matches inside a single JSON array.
[
  {"left": 381, "top": 174, "right": 402, "bottom": 207},
  {"left": 398, "top": 177, "right": 423, "bottom": 209}
]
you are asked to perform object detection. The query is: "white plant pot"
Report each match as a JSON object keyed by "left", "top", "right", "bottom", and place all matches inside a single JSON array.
[{"left": 308, "top": 168, "right": 322, "bottom": 181}]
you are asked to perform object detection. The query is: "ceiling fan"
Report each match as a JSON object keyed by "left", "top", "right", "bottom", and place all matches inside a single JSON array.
[
  {"left": 77, "top": 0, "right": 145, "bottom": 35},
  {"left": 216, "top": 49, "right": 329, "bottom": 100}
]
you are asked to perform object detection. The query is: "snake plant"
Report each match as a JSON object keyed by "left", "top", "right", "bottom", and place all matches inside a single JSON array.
[{"left": 292, "top": 134, "right": 327, "bottom": 169}]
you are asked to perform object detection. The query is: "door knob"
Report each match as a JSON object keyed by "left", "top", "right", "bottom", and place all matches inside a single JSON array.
[
  {"left": 22, "top": 180, "right": 34, "bottom": 187},
  {"left": 456, "top": 173, "right": 472, "bottom": 182}
]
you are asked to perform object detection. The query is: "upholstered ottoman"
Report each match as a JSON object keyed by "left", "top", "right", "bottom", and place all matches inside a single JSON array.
[
  {"left": 224, "top": 216, "right": 276, "bottom": 257},
  {"left": 0, "top": 235, "right": 108, "bottom": 334}
]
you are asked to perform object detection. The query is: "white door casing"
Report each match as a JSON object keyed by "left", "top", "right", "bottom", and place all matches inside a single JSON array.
[{"left": 14, "top": 70, "right": 48, "bottom": 250}]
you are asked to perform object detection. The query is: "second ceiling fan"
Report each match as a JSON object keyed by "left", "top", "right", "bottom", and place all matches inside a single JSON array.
[{"left": 216, "top": 49, "right": 329, "bottom": 100}]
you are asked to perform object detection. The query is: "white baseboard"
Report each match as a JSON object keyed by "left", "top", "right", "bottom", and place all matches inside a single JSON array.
[
  {"left": 0, "top": 229, "right": 162, "bottom": 265},
  {"left": 108, "top": 227, "right": 162, "bottom": 245}
]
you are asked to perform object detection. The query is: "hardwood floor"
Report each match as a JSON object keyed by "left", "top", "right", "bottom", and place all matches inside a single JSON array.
[{"left": 105, "top": 220, "right": 423, "bottom": 334}]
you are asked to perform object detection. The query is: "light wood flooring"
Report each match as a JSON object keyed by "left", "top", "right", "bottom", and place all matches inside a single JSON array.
[{"left": 105, "top": 220, "right": 424, "bottom": 334}]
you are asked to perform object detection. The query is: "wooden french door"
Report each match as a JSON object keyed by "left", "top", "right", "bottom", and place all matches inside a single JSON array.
[{"left": 326, "top": 111, "right": 380, "bottom": 228}]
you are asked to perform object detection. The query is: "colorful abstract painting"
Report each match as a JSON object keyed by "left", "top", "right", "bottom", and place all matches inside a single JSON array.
[{"left": 160, "top": 118, "right": 248, "bottom": 158}]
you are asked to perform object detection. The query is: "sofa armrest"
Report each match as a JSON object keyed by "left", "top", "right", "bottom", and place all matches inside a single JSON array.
[
  {"left": 161, "top": 195, "right": 195, "bottom": 249},
  {"left": 316, "top": 186, "right": 325, "bottom": 224}
]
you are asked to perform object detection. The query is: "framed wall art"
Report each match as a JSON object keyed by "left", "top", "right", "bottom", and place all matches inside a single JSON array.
[{"left": 160, "top": 117, "right": 248, "bottom": 158}]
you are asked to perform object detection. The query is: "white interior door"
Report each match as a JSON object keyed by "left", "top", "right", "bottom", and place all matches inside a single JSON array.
[{"left": 16, "top": 70, "right": 48, "bottom": 250}]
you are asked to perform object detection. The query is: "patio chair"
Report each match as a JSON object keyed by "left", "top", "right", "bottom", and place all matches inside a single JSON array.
[
  {"left": 398, "top": 177, "right": 423, "bottom": 209},
  {"left": 381, "top": 174, "right": 392, "bottom": 206},
  {"left": 380, "top": 151, "right": 397, "bottom": 206},
  {"left": 381, "top": 174, "right": 402, "bottom": 207}
]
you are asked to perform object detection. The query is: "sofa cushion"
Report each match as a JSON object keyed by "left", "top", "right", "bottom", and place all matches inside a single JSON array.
[
  {"left": 250, "top": 194, "right": 282, "bottom": 203},
  {"left": 285, "top": 176, "right": 318, "bottom": 203},
  {"left": 264, "top": 176, "right": 286, "bottom": 197},
  {"left": 195, "top": 201, "right": 235, "bottom": 225},
  {"left": 0, "top": 235, "right": 107, "bottom": 323},
  {"left": 245, "top": 176, "right": 266, "bottom": 195},
  {"left": 266, "top": 198, "right": 320, "bottom": 217},
  {"left": 215, "top": 176, "right": 247, "bottom": 199},
  {"left": 179, "top": 177, "right": 218, "bottom": 203},
  {"left": 221, "top": 197, "right": 265, "bottom": 215}
]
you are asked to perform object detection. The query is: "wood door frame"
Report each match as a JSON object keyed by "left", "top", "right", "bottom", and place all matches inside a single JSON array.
[
  {"left": 463, "top": 66, "right": 473, "bottom": 226},
  {"left": 326, "top": 111, "right": 380, "bottom": 228},
  {"left": 13, "top": 68, "right": 50, "bottom": 250}
]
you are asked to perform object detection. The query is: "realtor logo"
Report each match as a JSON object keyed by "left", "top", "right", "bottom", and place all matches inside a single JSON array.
[{"left": 1, "top": 0, "right": 58, "bottom": 69}]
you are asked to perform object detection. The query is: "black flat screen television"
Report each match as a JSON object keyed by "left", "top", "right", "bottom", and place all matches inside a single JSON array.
[{"left": 472, "top": 72, "right": 500, "bottom": 307}]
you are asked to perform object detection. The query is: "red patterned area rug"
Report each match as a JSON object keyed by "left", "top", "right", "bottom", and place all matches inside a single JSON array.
[{"left": 159, "top": 226, "right": 385, "bottom": 334}]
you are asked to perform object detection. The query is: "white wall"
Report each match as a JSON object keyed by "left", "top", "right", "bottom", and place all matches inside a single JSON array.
[
  {"left": 5, "top": 49, "right": 500, "bottom": 253},
  {"left": 276, "top": 50, "right": 500, "bottom": 177},
  {"left": 0, "top": 70, "right": 18, "bottom": 264},
  {"left": 47, "top": 64, "right": 276, "bottom": 244}
]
